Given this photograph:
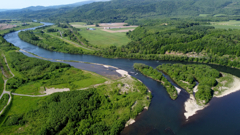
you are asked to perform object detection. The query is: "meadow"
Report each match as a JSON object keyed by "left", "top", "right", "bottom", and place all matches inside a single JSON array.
[
  {"left": 0, "top": 73, "right": 4, "bottom": 95},
  {"left": 199, "top": 14, "right": 211, "bottom": 17},
  {"left": 209, "top": 20, "right": 240, "bottom": 29},
  {"left": 0, "top": 22, "right": 43, "bottom": 35},
  {"left": 78, "top": 28, "right": 131, "bottom": 47},
  {"left": 5, "top": 51, "right": 107, "bottom": 95},
  {"left": 0, "top": 94, "right": 9, "bottom": 112},
  {"left": 69, "top": 22, "right": 132, "bottom": 47}
]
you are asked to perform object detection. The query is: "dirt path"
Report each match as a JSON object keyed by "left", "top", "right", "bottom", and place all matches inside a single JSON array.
[
  {"left": 11, "top": 93, "right": 47, "bottom": 97},
  {"left": 45, "top": 33, "right": 93, "bottom": 51},
  {"left": 0, "top": 54, "right": 14, "bottom": 115}
]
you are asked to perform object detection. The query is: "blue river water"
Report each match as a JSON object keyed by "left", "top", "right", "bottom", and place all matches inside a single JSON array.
[{"left": 3, "top": 23, "right": 240, "bottom": 135}]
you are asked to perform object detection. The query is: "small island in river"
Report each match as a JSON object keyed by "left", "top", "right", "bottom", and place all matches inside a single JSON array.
[{"left": 134, "top": 63, "right": 240, "bottom": 119}]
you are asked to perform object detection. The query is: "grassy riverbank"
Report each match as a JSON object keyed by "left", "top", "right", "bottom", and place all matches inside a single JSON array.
[
  {"left": 157, "top": 64, "right": 223, "bottom": 105},
  {"left": 0, "top": 31, "right": 151, "bottom": 134},
  {"left": 0, "top": 22, "right": 43, "bottom": 36}
]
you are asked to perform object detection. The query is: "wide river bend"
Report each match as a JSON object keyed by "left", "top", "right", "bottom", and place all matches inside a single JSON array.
[{"left": 4, "top": 23, "right": 240, "bottom": 135}]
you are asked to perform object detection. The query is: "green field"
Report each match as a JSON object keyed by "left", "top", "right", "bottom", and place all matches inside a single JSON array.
[
  {"left": 209, "top": 20, "right": 240, "bottom": 29},
  {"left": 0, "top": 94, "right": 9, "bottom": 112},
  {"left": 70, "top": 22, "right": 87, "bottom": 26},
  {"left": 8, "top": 65, "right": 106, "bottom": 95},
  {"left": 69, "top": 22, "right": 132, "bottom": 47},
  {"left": 214, "top": 14, "right": 227, "bottom": 17},
  {"left": 0, "top": 95, "right": 43, "bottom": 132},
  {"left": 109, "top": 27, "right": 136, "bottom": 31},
  {"left": 0, "top": 72, "right": 4, "bottom": 95},
  {"left": 199, "top": 14, "right": 211, "bottom": 17},
  {"left": 0, "top": 22, "right": 43, "bottom": 35},
  {"left": 42, "top": 26, "right": 94, "bottom": 52},
  {"left": 78, "top": 28, "right": 131, "bottom": 47}
]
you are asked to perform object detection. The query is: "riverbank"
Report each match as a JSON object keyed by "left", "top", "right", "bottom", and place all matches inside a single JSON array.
[
  {"left": 184, "top": 73, "right": 240, "bottom": 120},
  {"left": 215, "top": 75, "right": 240, "bottom": 98}
]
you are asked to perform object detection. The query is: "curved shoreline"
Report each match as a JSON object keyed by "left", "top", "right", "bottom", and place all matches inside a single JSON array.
[{"left": 184, "top": 74, "right": 240, "bottom": 120}]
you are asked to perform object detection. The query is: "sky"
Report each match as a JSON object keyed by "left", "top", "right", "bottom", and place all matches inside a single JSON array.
[{"left": 0, "top": 0, "right": 105, "bottom": 9}]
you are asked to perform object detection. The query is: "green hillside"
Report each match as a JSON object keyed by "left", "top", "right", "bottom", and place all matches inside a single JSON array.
[{"left": 1, "top": 0, "right": 240, "bottom": 23}]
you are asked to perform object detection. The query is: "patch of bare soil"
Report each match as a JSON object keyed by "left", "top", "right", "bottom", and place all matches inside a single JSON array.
[
  {"left": 0, "top": 24, "right": 17, "bottom": 30},
  {"left": 44, "top": 88, "right": 70, "bottom": 95}
]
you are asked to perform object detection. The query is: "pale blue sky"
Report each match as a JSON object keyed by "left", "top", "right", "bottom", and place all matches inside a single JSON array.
[{"left": 0, "top": 0, "right": 105, "bottom": 9}]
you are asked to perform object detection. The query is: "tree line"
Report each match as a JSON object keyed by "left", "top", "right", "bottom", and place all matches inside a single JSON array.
[
  {"left": 134, "top": 63, "right": 178, "bottom": 100},
  {"left": 157, "top": 64, "right": 220, "bottom": 105}
]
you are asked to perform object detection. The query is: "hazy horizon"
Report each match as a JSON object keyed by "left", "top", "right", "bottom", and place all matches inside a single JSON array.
[{"left": 0, "top": 0, "right": 108, "bottom": 9}]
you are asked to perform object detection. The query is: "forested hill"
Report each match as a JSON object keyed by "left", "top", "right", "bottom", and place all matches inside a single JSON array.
[
  {"left": 1, "top": 0, "right": 240, "bottom": 23},
  {"left": 50, "top": 0, "right": 240, "bottom": 23}
]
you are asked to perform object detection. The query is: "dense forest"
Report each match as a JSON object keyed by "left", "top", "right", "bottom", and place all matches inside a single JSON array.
[
  {"left": 1, "top": 81, "right": 151, "bottom": 134},
  {"left": 93, "top": 22, "right": 240, "bottom": 69},
  {"left": 134, "top": 63, "right": 178, "bottom": 100},
  {"left": 1, "top": 0, "right": 240, "bottom": 24},
  {"left": 157, "top": 64, "right": 221, "bottom": 105}
]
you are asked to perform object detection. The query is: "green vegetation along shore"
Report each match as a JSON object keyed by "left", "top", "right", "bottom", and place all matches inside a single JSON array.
[
  {"left": 16, "top": 21, "right": 240, "bottom": 71},
  {"left": 0, "top": 30, "right": 151, "bottom": 134},
  {"left": 134, "top": 63, "right": 178, "bottom": 100},
  {"left": 157, "top": 64, "right": 221, "bottom": 105},
  {"left": 93, "top": 21, "right": 240, "bottom": 69},
  {"left": 18, "top": 30, "right": 85, "bottom": 54},
  {"left": 0, "top": 22, "right": 43, "bottom": 36}
]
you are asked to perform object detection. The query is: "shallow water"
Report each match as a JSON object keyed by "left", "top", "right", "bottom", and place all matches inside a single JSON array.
[{"left": 4, "top": 23, "right": 240, "bottom": 135}]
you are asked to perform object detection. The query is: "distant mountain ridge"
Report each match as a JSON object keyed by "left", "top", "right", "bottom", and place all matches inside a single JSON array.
[
  {"left": 0, "top": 0, "right": 109, "bottom": 12},
  {"left": 0, "top": 0, "right": 240, "bottom": 23}
]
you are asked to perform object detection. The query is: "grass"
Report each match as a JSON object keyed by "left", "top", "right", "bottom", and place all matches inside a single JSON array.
[
  {"left": 0, "top": 72, "right": 4, "bottom": 96},
  {"left": 44, "top": 32, "right": 93, "bottom": 52},
  {"left": 0, "top": 22, "right": 43, "bottom": 35},
  {"left": 213, "top": 72, "right": 234, "bottom": 95},
  {"left": 0, "top": 77, "right": 151, "bottom": 134},
  {"left": 208, "top": 20, "right": 240, "bottom": 29},
  {"left": 78, "top": 27, "right": 131, "bottom": 47},
  {"left": 69, "top": 22, "right": 132, "bottom": 47},
  {"left": 199, "top": 14, "right": 211, "bottom": 17},
  {"left": 41, "top": 25, "right": 95, "bottom": 52},
  {"left": 0, "top": 51, "right": 13, "bottom": 78},
  {"left": 214, "top": 14, "right": 227, "bottom": 17},
  {"left": 69, "top": 22, "right": 87, "bottom": 26},
  {"left": 9, "top": 67, "right": 106, "bottom": 95},
  {"left": 0, "top": 94, "right": 9, "bottom": 112},
  {"left": 109, "top": 27, "right": 136, "bottom": 31},
  {"left": 0, "top": 95, "right": 43, "bottom": 134}
]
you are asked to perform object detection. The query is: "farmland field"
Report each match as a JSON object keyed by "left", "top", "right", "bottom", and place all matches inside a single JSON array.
[
  {"left": 69, "top": 22, "right": 135, "bottom": 47},
  {"left": 214, "top": 14, "right": 227, "bottom": 17},
  {"left": 199, "top": 14, "right": 211, "bottom": 17},
  {"left": 78, "top": 28, "right": 131, "bottom": 47},
  {"left": 209, "top": 20, "right": 240, "bottom": 29}
]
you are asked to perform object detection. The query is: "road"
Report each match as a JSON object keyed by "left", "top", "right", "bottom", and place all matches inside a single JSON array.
[{"left": 0, "top": 54, "right": 14, "bottom": 115}]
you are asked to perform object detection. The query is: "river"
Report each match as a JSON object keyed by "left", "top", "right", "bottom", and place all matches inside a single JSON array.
[{"left": 3, "top": 23, "right": 240, "bottom": 135}]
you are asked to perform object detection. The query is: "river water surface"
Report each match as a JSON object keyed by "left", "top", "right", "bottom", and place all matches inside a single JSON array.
[{"left": 3, "top": 23, "right": 240, "bottom": 135}]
